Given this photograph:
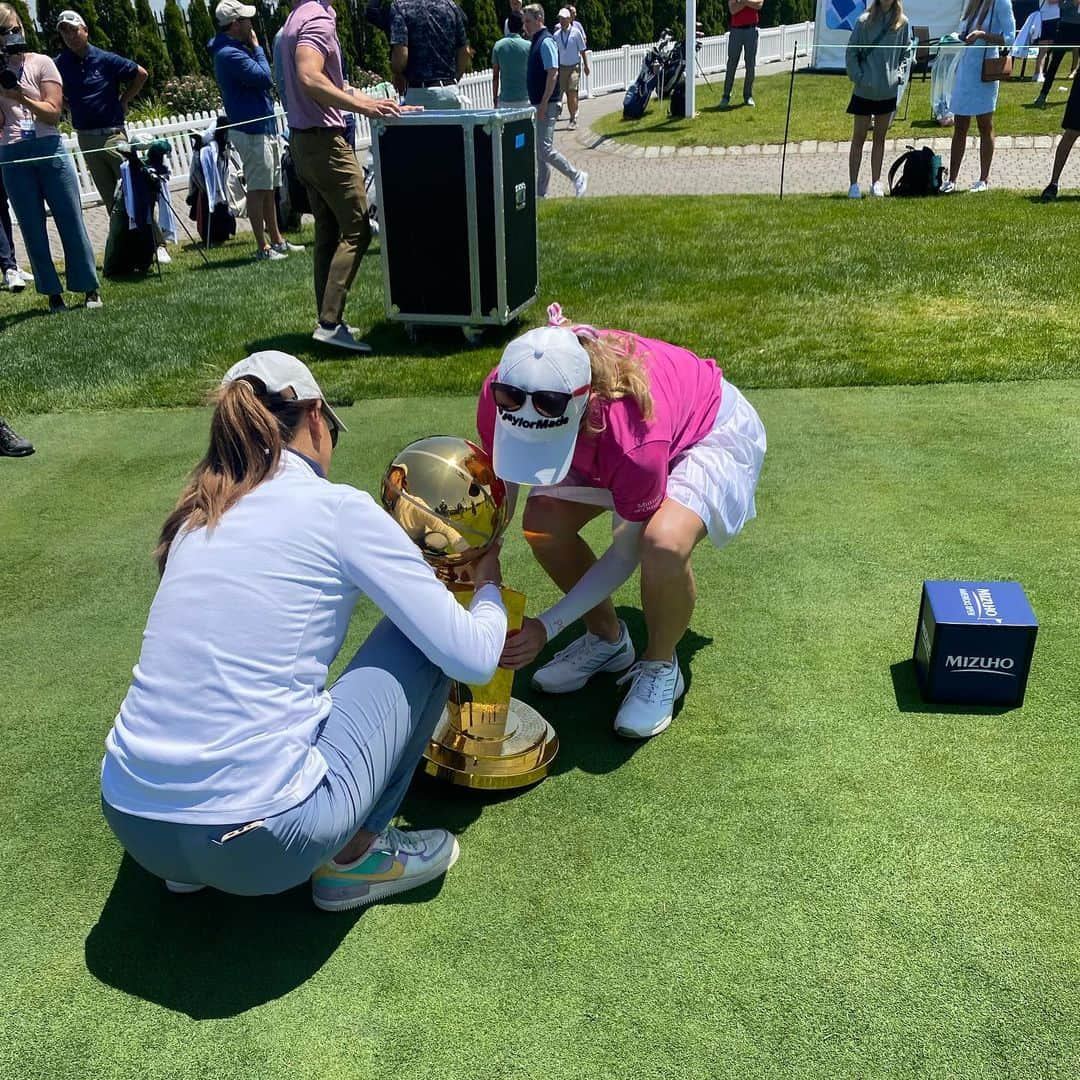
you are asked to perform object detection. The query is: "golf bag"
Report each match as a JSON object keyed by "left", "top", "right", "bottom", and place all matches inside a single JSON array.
[
  {"left": 186, "top": 118, "right": 246, "bottom": 246},
  {"left": 103, "top": 141, "right": 171, "bottom": 277},
  {"left": 623, "top": 29, "right": 685, "bottom": 119}
]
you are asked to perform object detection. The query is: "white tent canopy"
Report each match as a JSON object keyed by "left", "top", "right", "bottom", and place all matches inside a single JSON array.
[{"left": 812, "top": 0, "right": 967, "bottom": 70}]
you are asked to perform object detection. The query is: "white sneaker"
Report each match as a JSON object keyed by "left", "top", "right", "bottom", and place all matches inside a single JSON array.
[
  {"left": 1034, "top": 72, "right": 1045, "bottom": 83},
  {"left": 614, "top": 656, "right": 686, "bottom": 739},
  {"left": 940, "top": 179, "right": 956, "bottom": 194},
  {"left": 311, "top": 826, "right": 460, "bottom": 912},
  {"left": 156, "top": 245, "right": 172, "bottom": 265},
  {"left": 274, "top": 239, "right": 305, "bottom": 253},
  {"left": 312, "top": 322, "right": 373, "bottom": 353},
  {"left": 3, "top": 267, "right": 25, "bottom": 292},
  {"left": 969, "top": 179, "right": 988, "bottom": 193},
  {"left": 848, "top": 183, "right": 862, "bottom": 199},
  {"left": 574, "top": 170, "right": 589, "bottom": 197},
  {"left": 165, "top": 880, "right": 205, "bottom": 894},
  {"left": 255, "top": 246, "right": 287, "bottom": 262},
  {"left": 531, "top": 620, "right": 635, "bottom": 694},
  {"left": 870, "top": 181, "right": 885, "bottom": 197}
]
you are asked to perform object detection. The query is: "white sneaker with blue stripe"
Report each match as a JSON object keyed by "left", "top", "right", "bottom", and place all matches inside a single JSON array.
[
  {"left": 531, "top": 620, "right": 635, "bottom": 693},
  {"left": 613, "top": 656, "right": 686, "bottom": 739}
]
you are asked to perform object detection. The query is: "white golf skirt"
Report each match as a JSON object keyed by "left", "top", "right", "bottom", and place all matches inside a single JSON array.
[{"left": 530, "top": 381, "right": 766, "bottom": 547}]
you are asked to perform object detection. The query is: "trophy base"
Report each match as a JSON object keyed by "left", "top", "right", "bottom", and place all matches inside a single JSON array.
[{"left": 423, "top": 698, "right": 559, "bottom": 790}]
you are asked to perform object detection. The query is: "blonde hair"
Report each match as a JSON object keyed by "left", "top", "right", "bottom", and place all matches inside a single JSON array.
[
  {"left": 866, "top": 0, "right": 906, "bottom": 32},
  {"left": 154, "top": 378, "right": 311, "bottom": 574},
  {"left": 580, "top": 332, "right": 655, "bottom": 434},
  {"left": 0, "top": 3, "right": 19, "bottom": 29}
]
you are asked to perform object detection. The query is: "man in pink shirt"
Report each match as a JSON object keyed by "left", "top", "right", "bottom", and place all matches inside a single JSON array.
[
  {"left": 279, "top": 0, "right": 414, "bottom": 353},
  {"left": 477, "top": 304, "right": 767, "bottom": 739}
]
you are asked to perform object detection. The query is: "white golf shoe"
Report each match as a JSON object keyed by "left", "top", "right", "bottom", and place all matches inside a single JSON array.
[
  {"left": 531, "top": 620, "right": 635, "bottom": 693},
  {"left": 613, "top": 656, "right": 685, "bottom": 739}
]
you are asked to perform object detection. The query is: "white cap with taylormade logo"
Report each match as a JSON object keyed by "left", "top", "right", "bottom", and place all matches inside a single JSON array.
[
  {"left": 492, "top": 326, "right": 591, "bottom": 486},
  {"left": 221, "top": 351, "right": 348, "bottom": 433}
]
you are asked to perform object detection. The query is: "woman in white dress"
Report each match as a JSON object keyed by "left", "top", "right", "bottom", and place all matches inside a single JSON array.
[{"left": 942, "top": 0, "right": 1016, "bottom": 193}]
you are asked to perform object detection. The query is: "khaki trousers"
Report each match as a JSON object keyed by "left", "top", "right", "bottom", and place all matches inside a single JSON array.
[
  {"left": 289, "top": 128, "right": 372, "bottom": 327},
  {"left": 77, "top": 130, "right": 126, "bottom": 213}
]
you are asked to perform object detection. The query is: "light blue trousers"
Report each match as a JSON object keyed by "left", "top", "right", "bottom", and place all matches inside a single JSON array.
[
  {"left": 102, "top": 619, "right": 450, "bottom": 896},
  {"left": 0, "top": 135, "right": 99, "bottom": 297}
]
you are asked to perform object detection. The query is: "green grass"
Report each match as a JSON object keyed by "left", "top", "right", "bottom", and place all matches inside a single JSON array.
[
  {"left": 594, "top": 67, "right": 1074, "bottom": 147},
  {"left": 2, "top": 384, "right": 1079, "bottom": 1079},
  {"left": 3, "top": 192, "right": 1080, "bottom": 416}
]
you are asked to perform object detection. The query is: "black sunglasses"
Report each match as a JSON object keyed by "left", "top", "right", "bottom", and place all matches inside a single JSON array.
[{"left": 492, "top": 380, "right": 589, "bottom": 419}]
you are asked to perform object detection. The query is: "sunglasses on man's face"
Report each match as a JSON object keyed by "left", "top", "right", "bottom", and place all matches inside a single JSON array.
[
  {"left": 324, "top": 410, "right": 340, "bottom": 448},
  {"left": 492, "top": 381, "right": 589, "bottom": 419}
]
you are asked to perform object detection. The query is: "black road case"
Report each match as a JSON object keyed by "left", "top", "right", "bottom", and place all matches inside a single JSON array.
[{"left": 370, "top": 109, "right": 538, "bottom": 339}]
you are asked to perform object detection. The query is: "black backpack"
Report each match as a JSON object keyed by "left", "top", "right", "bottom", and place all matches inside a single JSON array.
[{"left": 889, "top": 146, "right": 944, "bottom": 197}]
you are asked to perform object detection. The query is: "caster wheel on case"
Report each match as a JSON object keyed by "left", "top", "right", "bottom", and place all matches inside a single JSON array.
[{"left": 462, "top": 325, "right": 485, "bottom": 345}]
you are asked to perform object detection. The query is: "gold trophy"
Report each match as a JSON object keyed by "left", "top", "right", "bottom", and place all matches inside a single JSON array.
[{"left": 380, "top": 436, "right": 559, "bottom": 790}]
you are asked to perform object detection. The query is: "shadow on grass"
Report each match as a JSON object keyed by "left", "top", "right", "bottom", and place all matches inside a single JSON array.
[
  {"left": 0, "top": 307, "right": 51, "bottom": 332},
  {"left": 398, "top": 607, "right": 713, "bottom": 836},
  {"left": 889, "top": 659, "right": 1014, "bottom": 715},
  {"left": 85, "top": 851, "right": 450, "bottom": 1018}
]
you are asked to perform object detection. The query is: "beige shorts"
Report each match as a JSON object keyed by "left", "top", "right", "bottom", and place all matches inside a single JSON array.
[
  {"left": 231, "top": 130, "right": 282, "bottom": 191},
  {"left": 558, "top": 65, "right": 580, "bottom": 94}
]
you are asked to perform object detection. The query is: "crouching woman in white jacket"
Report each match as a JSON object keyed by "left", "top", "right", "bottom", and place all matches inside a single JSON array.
[{"left": 100, "top": 351, "right": 506, "bottom": 912}]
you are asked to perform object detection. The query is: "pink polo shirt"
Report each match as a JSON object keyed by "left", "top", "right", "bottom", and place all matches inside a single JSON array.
[
  {"left": 477, "top": 332, "right": 723, "bottom": 522},
  {"left": 0, "top": 53, "right": 62, "bottom": 145},
  {"left": 281, "top": 0, "right": 346, "bottom": 130}
]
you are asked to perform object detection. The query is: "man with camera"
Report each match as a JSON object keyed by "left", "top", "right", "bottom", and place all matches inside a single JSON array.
[{"left": 54, "top": 11, "right": 148, "bottom": 219}]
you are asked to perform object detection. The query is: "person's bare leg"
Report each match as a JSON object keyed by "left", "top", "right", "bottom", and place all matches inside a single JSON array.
[
  {"left": 871, "top": 111, "right": 893, "bottom": 183},
  {"left": 250, "top": 189, "right": 268, "bottom": 250},
  {"left": 263, "top": 190, "right": 284, "bottom": 247},
  {"left": 568, "top": 88, "right": 579, "bottom": 121},
  {"left": 1051, "top": 128, "right": 1080, "bottom": 183},
  {"left": 849, "top": 114, "right": 871, "bottom": 185},
  {"left": 639, "top": 500, "right": 706, "bottom": 661},
  {"left": 950, "top": 114, "right": 971, "bottom": 181},
  {"left": 334, "top": 827, "right": 377, "bottom": 864},
  {"left": 977, "top": 112, "right": 995, "bottom": 181},
  {"left": 523, "top": 495, "right": 620, "bottom": 641}
]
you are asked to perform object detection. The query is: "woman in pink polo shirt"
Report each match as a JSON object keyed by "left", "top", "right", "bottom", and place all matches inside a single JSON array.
[{"left": 477, "top": 304, "right": 766, "bottom": 739}]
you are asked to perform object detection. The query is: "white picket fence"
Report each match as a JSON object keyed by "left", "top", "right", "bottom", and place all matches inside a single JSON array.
[{"left": 68, "top": 21, "right": 814, "bottom": 207}]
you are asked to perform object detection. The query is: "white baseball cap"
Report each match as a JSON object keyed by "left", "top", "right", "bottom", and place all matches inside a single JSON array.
[
  {"left": 221, "top": 351, "right": 348, "bottom": 433},
  {"left": 557, "top": 7, "right": 572, "bottom": 16},
  {"left": 215, "top": 0, "right": 256, "bottom": 26},
  {"left": 56, "top": 9, "right": 87, "bottom": 28},
  {"left": 491, "top": 327, "right": 591, "bottom": 486}
]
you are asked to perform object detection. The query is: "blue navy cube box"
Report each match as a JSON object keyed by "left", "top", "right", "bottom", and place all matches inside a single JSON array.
[{"left": 913, "top": 581, "right": 1038, "bottom": 707}]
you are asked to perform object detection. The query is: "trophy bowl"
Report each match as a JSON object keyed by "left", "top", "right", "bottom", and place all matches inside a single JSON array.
[
  {"left": 379, "top": 435, "right": 558, "bottom": 790},
  {"left": 380, "top": 436, "right": 511, "bottom": 570}
]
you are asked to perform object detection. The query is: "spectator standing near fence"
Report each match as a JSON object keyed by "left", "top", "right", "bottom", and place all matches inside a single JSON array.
[
  {"left": 493, "top": 11, "right": 532, "bottom": 107},
  {"left": 721, "top": 0, "right": 763, "bottom": 109},
  {"left": 942, "top": 0, "right": 1015, "bottom": 193},
  {"left": 211, "top": 0, "right": 302, "bottom": 262},
  {"left": 1035, "top": 0, "right": 1080, "bottom": 103},
  {"left": 554, "top": 7, "right": 588, "bottom": 129},
  {"left": 844, "top": 0, "right": 911, "bottom": 199},
  {"left": 389, "top": 0, "right": 470, "bottom": 109},
  {"left": 281, "top": 0, "right": 409, "bottom": 353},
  {"left": 1032, "top": 1, "right": 1061, "bottom": 82},
  {"left": 1038, "top": 55, "right": 1080, "bottom": 196},
  {"left": 525, "top": 3, "right": 587, "bottom": 197},
  {"left": 54, "top": 12, "right": 148, "bottom": 206},
  {"left": 0, "top": 4, "right": 100, "bottom": 312},
  {"left": 504, "top": 0, "right": 525, "bottom": 37}
]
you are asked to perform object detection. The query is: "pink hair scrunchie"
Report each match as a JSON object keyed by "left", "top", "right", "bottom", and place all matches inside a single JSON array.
[{"left": 546, "top": 301, "right": 601, "bottom": 342}]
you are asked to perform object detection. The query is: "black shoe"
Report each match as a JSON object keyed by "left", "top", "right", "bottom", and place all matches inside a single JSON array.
[
  {"left": 1041, "top": 182, "right": 1059, "bottom": 202},
  {"left": 48, "top": 294, "right": 67, "bottom": 314},
  {"left": 0, "top": 418, "right": 34, "bottom": 457}
]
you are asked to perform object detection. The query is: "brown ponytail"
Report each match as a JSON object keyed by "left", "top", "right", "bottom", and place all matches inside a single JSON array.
[{"left": 154, "top": 377, "right": 308, "bottom": 574}]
